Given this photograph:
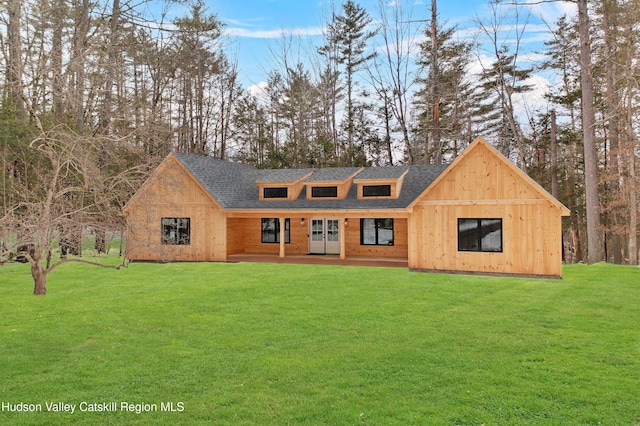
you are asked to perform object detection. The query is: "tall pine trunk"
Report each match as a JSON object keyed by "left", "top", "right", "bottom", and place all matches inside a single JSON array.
[
  {"left": 577, "top": 0, "right": 605, "bottom": 263},
  {"left": 7, "top": 0, "right": 25, "bottom": 119}
]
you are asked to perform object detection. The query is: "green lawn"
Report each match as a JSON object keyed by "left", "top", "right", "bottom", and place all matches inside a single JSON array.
[{"left": 1, "top": 260, "right": 639, "bottom": 425}]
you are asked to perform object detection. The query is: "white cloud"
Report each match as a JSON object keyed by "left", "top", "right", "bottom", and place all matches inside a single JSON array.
[
  {"left": 515, "top": 74, "right": 551, "bottom": 116},
  {"left": 225, "top": 26, "right": 325, "bottom": 39},
  {"left": 528, "top": 2, "right": 578, "bottom": 25},
  {"left": 247, "top": 81, "right": 269, "bottom": 103},
  {"left": 223, "top": 17, "right": 264, "bottom": 27}
]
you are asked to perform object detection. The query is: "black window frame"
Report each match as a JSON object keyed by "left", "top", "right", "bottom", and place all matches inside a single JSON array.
[
  {"left": 161, "top": 217, "right": 191, "bottom": 245},
  {"left": 362, "top": 184, "right": 391, "bottom": 197},
  {"left": 457, "top": 218, "right": 503, "bottom": 252},
  {"left": 261, "top": 218, "right": 291, "bottom": 244},
  {"left": 263, "top": 187, "right": 288, "bottom": 199},
  {"left": 311, "top": 186, "right": 338, "bottom": 198},
  {"left": 360, "top": 218, "right": 395, "bottom": 246}
]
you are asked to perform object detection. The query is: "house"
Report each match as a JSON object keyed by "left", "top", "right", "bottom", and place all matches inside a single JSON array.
[{"left": 123, "top": 138, "right": 570, "bottom": 277}]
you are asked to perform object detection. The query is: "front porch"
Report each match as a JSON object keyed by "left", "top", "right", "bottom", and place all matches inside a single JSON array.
[
  {"left": 227, "top": 253, "right": 409, "bottom": 268},
  {"left": 226, "top": 216, "right": 410, "bottom": 262}
]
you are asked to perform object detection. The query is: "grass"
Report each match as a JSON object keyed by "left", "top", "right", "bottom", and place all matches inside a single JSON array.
[{"left": 0, "top": 259, "right": 639, "bottom": 425}]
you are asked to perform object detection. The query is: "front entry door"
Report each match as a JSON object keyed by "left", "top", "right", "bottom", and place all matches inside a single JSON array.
[{"left": 309, "top": 218, "right": 340, "bottom": 254}]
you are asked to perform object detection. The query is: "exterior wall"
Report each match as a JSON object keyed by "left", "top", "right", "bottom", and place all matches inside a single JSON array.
[
  {"left": 344, "top": 218, "right": 409, "bottom": 258},
  {"left": 226, "top": 218, "right": 246, "bottom": 255},
  {"left": 421, "top": 141, "right": 543, "bottom": 201},
  {"left": 408, "top": 141, "right": 566, "bottom": 277},
  {"left": 239, "top": 218, "right": 308, "bottom": 255},
  {"left": 233, "top": 216, "right": 408, "bottom": 258},
  {"left": 125, "top": 156, "right": 226, "bottom": 261},
  {"left": 408, "top": 203, "right": 564, "bottom": 277}
]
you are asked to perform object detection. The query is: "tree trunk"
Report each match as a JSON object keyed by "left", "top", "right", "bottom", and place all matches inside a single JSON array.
[
  {"left": 73, "top": 0, "right": 90, "bottom": 132},
  {"left": 95, "top": 229, "right": 106, "bottom": 254},
  {"left": 31, "top": 262, "right": 47, "bottom": 295},
  {"left": 629, "top": 149, "right": 638, "bottom": 265},
  {"left": 7, "top": 0, "right": 26, "bottom": 119},
  {"left": 51, "top": 0, "right": 64, "bottom": 119},
  {"left": 98, "top": 0, "right": 121, "bottom": 167},
  {"left": 603, "top": 0, "right": 622, "bottom": 264},
  {"left": 577, "top": 0, "right": 605, "bottom": 263},
  {"left": 550, "top": 110, "right": 559, "bottom": 200},
  {"left": 430, "top": 0, "right": 441, "bottom": 164}
]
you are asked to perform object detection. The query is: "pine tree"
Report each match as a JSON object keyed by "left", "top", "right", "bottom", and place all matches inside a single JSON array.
[
  {"left": 414, "top": 22, "right": 475, "bottom": 163},
  {"left": 321, "top": 0, "right": 376, "bottom": 164}
]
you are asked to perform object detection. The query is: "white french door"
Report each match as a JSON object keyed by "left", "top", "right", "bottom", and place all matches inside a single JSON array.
[{"left": 309, "top": 218, "right": 340, "bottom": 254}]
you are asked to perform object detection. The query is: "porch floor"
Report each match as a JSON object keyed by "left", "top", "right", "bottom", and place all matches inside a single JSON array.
[{"left": 227, "top": 253, "right": 409, "bottom": 268}]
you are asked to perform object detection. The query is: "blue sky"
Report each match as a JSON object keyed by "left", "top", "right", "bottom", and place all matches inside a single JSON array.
[{"left": 172, "top": 0, "right": 577, "bottom": 92}]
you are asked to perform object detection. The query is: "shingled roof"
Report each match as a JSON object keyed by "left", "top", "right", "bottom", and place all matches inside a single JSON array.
[{"left": 172, "top": 151, "right": 448, "bottom": 210}]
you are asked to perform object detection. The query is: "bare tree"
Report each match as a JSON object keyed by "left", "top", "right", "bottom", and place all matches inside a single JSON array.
[
  {"left": 0, "top": 122, "right": 146, "bottom": 294},
  {"left": 474, "top": 0, "right": 533, "bottom": 168},
  {"left": 367, "top": 0, "right": 420, "bottom": 165}
]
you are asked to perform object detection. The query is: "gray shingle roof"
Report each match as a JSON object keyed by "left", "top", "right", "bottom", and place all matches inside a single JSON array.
[
  {"left": 254, "top": 168, "right": 315, "bottom": 183},
  {"left": 172, "top": 151, "right": 448, "bottom": 210},
  {"left": 304, "top": 167, "right": 363, "bottom": 182},
  {"left": 354, "top": 166, "right": 409, "bottom": 180}
]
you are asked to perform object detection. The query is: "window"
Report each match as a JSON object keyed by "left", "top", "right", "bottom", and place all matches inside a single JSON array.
[
  {"left": 161, "top": 218, "right": 190, "bottom": 245},
  {"left": 311, "top": 186, "right": 338, "bottom": 198},
  {"left": 261, "top": 218, "right": 290, "bottom": 243},
  {"left": 263, "top": 187, "right": 288, "bottom": 199},
  {"left": 362, "top": 185, "right": 391, "bottom": 197},
  {"left": 360, "top": 219, "right": 394, "bottom": 246},
  {"left": 458, "top": 218, "right": 502, "bottom": 252}
]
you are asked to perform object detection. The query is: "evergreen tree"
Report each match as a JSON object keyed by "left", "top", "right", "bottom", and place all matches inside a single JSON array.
[
  {"left": 321, "top": 0, "right": 376, "bottom": 164},
  {"left": 541, "top": 14, "right": 585, "bottom": 262},
  {"left": 231, "top": 94, "right": 270, "bottom": 168},
  {"left": 414, "top": 23, "right": 475, "bottom": 163}
]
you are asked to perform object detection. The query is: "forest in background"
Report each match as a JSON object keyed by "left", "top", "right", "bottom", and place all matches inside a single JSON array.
[{"left": 1, "top": 0, "right": 638, "bottom": 291}]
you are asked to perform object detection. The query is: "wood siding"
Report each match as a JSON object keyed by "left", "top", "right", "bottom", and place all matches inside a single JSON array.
[
  {"left": 232, "top": 217, "right": 408, "bottom": 258},
  {"left": 226, "top": 218, "right": 246, "bottom": 255},
  {"left": 408, "top": 140, "right": 566, "bottom": 277},
  {"left": 344, "top": 218, "right": 409, "bottom": 258},
  {"left": 125, "top": 156, "right": 226, "bottom": 261},
  {"left": 419, "top": 140, "right": 553, "bottom": 202},
  {"left": 409, "top": 203, "right": 564, "bottom": 276},
  {"left": 237, "top": 218, "right": 308, "bottom": 255},
  {"left": 125, "top": 139, "right": 567, "bottom": 276}
]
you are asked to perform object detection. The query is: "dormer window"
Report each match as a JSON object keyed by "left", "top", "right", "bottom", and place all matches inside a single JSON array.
[
  {"left": 311, "top": 186, "right": 338, "bottom": 198},
  {"left": 354, "top": 167, "right": 408, "bottom": 200},
  {"left": 304, "top": 167, "right": 363, "bottom": 200},
  {"left": 257, "top": 171, "right": 312, "bottom": 201},
  {"left": 263, "top": 187, "right": 288, "bottom": 199},
  {"left": 362, "top": 185, "right": 391, "bottom": 197}
]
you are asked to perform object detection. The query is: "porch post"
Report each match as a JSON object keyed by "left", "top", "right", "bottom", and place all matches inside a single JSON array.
[
  {"left": 340, "top": 217, "right": 346, "bottom": 260},
  {"left": 279, "top": 217, "right": 286, "bottom": 258}
]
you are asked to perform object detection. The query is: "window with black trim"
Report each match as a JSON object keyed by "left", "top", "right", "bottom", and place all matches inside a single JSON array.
[
  {"left": 261, "top": 218, "right": 290, "bottom": 243},
  {"left": 458, "top": 218, "right": 502, "bottom": 252},
  {"left": 362, "top": 185, "right": 391, "bottom": 197},
  {"left": 360, "top": 218, "right": 394, "bottom": 245},
  {"left": 264, "top": 187, "right": 288, "bottom": 198},
  {"left": 161, "top": 218, "right": 191, "bottom": 245},
  {"left": 311, "top": 186, "right": 338, "bottom": 198}
]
